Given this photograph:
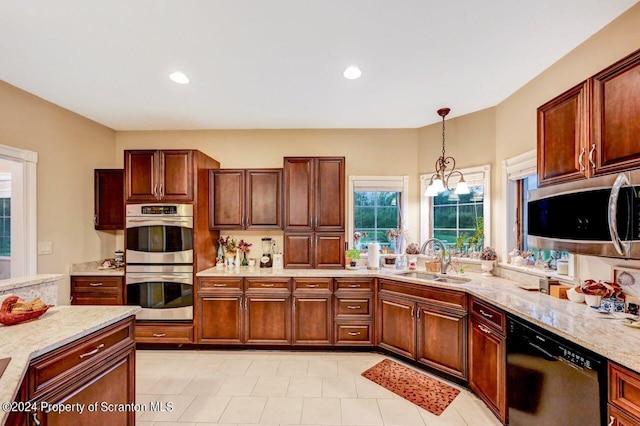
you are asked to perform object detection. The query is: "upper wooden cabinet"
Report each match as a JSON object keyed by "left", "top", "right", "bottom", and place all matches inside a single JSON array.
[
  {"left": 94, "top": 169, "right": 124, "bottom": 230},
  {"left": 592, "top": 49, "right": 640, "bottom": 176},
  {"left": 283, "top": 157, "right": 345, "bottom": 232},
  {"left": 125, "top": 150, "right": 194, "bottom": 202},
  {"left": 537, "top": 81, "right": 590, "bottom": 186},
  {"left": 538, "top": 48, "right": 640, "bottom": 186},
  {"left": 209, "top": 168, "right": 282, "bottom": 230}
]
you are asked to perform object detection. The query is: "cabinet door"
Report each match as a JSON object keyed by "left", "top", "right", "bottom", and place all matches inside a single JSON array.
[
  {"left": 592, "top": 50, "right": 640, "bottom": 176},
  {"left": 416, "top": 304, "right": 467, "bottom": 380},
  {"left": 377, "top": 294, "right": 416, "bottom": 359},
  {"left": 608, "top": 404, "right": 640, "bottom": 426},
  {"left": 469, "top": 317, "right": 507, "bottom": 424},
  {"left": 283, "top": 233, "right": 313, "bottom": 268},
  {"left": 33, "top": 346, "right": 135, "bottom": 426},
  {"left": 198, "top": 294, "right": 243, "bottom": 343},
  {"left": 292, "top": 294, "right": 332, "bottom": 345},
  {"left": 94, "top": 169, "right": 124, "bottom": 230},
  {"left": 284, "top": 158, "right": 314, "bottom": 231},
  {"left": 210, "top": 169, "right": 245, "bottom": 229},
  {"left": 245, "top": 295, "right": 291, "bottom": 344},
  {"left": 315, "top": 233, "right": 345, "bottom": 269},
  {"left": 315, "top": 157, "right": 345, "bottom": 231},
  {"left": 159, "top": 150, "right": 193, "bottom": 201},
  {"left": 125, "top": 150, "right": 157, "bottom": 202},
  {"left": 537, "top": 81, "right": 590, "bottom": 186},
  {"left": 246, "top": 169, "right": 282, "bottom": 229}
]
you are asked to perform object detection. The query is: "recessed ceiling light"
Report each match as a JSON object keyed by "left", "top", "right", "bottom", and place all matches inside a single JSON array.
[
  {"left": 169, "top": 71, "right": 190, "bottom": 84},
  {"left": 343, "top": 65, "right": 362, "bottom": 80}
]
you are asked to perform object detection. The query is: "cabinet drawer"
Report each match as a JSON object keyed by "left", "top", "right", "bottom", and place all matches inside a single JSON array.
[
  {"left": 334, "top": 278, "right": 374, "bottom": 292},
  {"left": 334, "top": 322, "right": 373, "bottom": 345},
  {"left": 379, "top": 279, "right": 467, "bottom": 311},
  {"left": 135, "top": 323, "right": 194, "bottom": 344},
  {"left": 293, "top": 278, "right": 332, "bottom": 291},
  {"left": 609, "top": 362, "right": 640, "bottom": 422},
  {"left": 245, "top": 278, "right": 290, "bottom": 291},
  {"left": 199, "top": 277, "right": 243, "bottom": 290},
  {"left": 71, "top": 276, "right": 123, "bottom": 291},
  {"left": 335, "top": 297, "right": 372, "bottom": 317},
  {"left": 29, "top": 317, "right": 134, "bottom": 397},
  {"left": 470, "top": 297, "right": 505, "bottom": 334}
]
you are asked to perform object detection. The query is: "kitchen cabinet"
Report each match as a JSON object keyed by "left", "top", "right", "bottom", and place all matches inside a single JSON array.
[
  {"left": 244, "top": 278, "right": 291, "bottom": 344},
  {"left": 125, "top": 149, "right": 193, "bottom": 202},
  {"left": 23, "top": 317, "right": 135, "bottom": 426},
  {"left": 609, "top": 362, "right": 640, "bottom": 426},
  {"left": 592, "top": 49, "right": 640, "bottom": 176},
  {"left": 333, "top": 277, "right": 374, "bottom": 346},
  {"left": 292, "top": 278, "right": 333, "bottom": 345},
  {"left": 468, "top": 297, "right": 507, "bottom": 424},
  {"left": 537, "top": 81, "right": 590, "bottom": 186},
  {"left": 377, "top": 279, "right": 468, "bottom": 379},
  {"left": 209, "top": 168, "right": 282, "bottom": 230},
  {"left": 283, "top": 157, "right": 345, "bottom": 269},
  {"left": 94, "top": 169, "right": 124, "bottom": 230},
  {"left": 135, "top": 323, "right": 194, "bottom": 344},
  {"left": 283, "top": 232, "right": 345, "bottom": 269},
  {"left": 70, "top": 276, "right": 123, "bottom": 305},
  {"left": 197, "top": 277, "right": 243, "bottom": 344}
]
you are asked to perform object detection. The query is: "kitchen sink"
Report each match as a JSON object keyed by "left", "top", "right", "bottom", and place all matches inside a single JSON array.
[{"left": 397, "top": 271, "right": 470, "bottom": 285}]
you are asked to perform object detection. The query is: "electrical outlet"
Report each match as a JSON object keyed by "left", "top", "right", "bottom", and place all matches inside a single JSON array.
[{"left": 38, "top": 241, "right": 53, "bottom": 255}]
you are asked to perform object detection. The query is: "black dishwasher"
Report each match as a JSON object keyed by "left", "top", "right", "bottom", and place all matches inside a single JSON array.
[{"left": 507, "top": 316, "right": 607, "bottom": 426}]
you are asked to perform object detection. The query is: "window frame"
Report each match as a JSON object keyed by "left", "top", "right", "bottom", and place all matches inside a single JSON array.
[
  {"left": 347, "top": 176, "right": 409, "bottom": 249},
  {"left": 420, "top": 164, "right": 491, "bottom": 248}
]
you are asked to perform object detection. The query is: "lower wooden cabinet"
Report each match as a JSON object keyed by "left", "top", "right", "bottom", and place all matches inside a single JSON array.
[
  {"left": 135, "top": 323, "right": 194, "bottom": 344},
  {"left": 245, "top": 295, "right": 291, "bottom": 344},
  {"left": 8, "top": 317, "right": 136, "bottom": 426},
  {"left": 468, "top": 297, "right": 507, "bottom": 424},
  {"left": 70, "top": 276, "right": 124, "bottom": 305},
  {"left": 292, "top": 278, "right": 333, "bottom": 345},
  {"left": 609, "top": 362, "right": 640, "bottom": 426},
  {"left": 417, "top": 303, "right": 467, "bottom": 380},
  {"left": 378, "top": 293, "right": 416, "bottom": 359},
  {"left": 198, "top": 294, "right": 243, "bottom": 343}
]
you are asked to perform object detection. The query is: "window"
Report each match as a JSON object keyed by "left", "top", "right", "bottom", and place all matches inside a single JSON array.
[
  {"left": 421, "top": 165, "right": 491, "bottom": 251},
  {"left": 348, "top": 176, "right": 408, "bottom": 250}
]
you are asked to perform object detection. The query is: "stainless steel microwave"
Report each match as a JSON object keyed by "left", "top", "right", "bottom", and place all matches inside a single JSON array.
[{"left": 527, "top": 170, "right": 640, "bottom": 259}]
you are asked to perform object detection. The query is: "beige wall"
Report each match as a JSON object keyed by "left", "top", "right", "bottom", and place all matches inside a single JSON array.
[{"left": 0, "top": 80, "right": 117, "bottom": 302}]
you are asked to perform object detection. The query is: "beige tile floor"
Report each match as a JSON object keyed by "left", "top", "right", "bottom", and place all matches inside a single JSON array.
[{"left": 135, "top": 349, "right": 502, "bottom": 425}]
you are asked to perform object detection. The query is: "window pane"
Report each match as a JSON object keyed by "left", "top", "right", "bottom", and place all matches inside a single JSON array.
[
  {"left": 354, "top": 206, "right": 375, "bottom": 228},
  {"left": 355, "top": 192, "right": 375, "bottom": 207},
  {"left": 459, "top": 205, "right": 480, "bottom": 228},
  {"left": 434, "top": 206, "right": 456, "bottom": 228},
  {"left": 354, "top": 190, "right": 400, "bottom": 248},
  {"left": 377, "top": 207, "right": 398, "bottom": 229},
  {"left": 377, "top": 192, "right": 398, "bottom": 206},
  {"left": 433, "top": 230, "right": 457, "bottom": 246},
  {"left": 430, "top": 184, "right": 485, "bottom": 250}
]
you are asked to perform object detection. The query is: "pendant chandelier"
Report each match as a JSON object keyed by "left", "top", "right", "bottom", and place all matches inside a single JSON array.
[{"left": 424, "top": 107, "right": 469, "bottom": 197}]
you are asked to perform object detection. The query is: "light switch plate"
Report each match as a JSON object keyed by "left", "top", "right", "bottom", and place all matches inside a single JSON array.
[{"left": 38, "top": 241, "right": 52, "bottom": 255}]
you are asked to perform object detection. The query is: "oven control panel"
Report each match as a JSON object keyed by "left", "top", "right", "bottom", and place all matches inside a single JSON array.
[{"left": 141, "top": 205, "right": 178, "bottom": 215}]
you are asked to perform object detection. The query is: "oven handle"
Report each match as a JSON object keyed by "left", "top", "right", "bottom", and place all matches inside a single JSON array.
[{"left": 126, "top": 218, "right": 193, "bottom": 224}]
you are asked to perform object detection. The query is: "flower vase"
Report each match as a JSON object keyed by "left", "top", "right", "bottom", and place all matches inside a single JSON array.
[
  {"left": 242, "top": 252, "right": 248, "bottom": 266},
  {"left": 481, "top": 260, "right": 495, "bottom": 276},
  {"left": 217, "top": 244, "right": 225, "bottom": 262},
  {"left": 235, "top": 249, "right": 241, "bottom": 268},
  {"left": 395, "top": 236, "right": 404, "bottom": 254},
  {"left": 225, "top": 252, "right": 235, "bottom": 268}
]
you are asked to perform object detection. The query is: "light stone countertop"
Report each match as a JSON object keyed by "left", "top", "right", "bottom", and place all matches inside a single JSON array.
[
  {"left": 0, "top": 305, "right": 140, "bottom": 425},
  {"left": 0, "top": 274, "right": 64, "bottom": 293},
  {"left": 69, "top": 261, "right": 124, "bottom": 276},
  {"left": 198, "top": 265, "right": 640, "bottom": 373}
]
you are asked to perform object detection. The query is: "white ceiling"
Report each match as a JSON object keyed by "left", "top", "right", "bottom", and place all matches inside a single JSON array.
[{"left": 1, "top": 1, "right": 637, "bottom": 130}]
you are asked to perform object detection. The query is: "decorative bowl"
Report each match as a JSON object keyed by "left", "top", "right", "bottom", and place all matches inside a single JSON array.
[
  {"left": 566, "top": 287, "right": 585, "bottom": 303},
  {"left": 0, "top": 296, "right": 53, "bottom": 326}
]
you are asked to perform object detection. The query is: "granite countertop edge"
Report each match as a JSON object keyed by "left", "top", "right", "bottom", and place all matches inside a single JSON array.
[{"left": 0, "top": 305, "right": 140, "bottom": 425}]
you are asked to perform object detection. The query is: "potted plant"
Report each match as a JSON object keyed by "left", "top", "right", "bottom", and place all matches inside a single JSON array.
[
  {"left": 479, "top": 246, "right": 497, "bottom": 276},
  {"left": 345, "top": 248, "right": 361, "bottom": 267}
]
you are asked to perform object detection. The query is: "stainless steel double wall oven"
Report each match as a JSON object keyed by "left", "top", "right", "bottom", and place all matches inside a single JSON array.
[{"left": 125, "top": 204, "right": 194, "bottom": 321}]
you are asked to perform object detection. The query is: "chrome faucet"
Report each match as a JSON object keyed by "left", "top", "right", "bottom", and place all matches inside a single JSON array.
[{"left": 419, "top": 238, "right": 451, "bottom": 274}]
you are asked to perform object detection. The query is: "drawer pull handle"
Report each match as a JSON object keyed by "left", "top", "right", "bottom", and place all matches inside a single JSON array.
[
  {"left": 608, "top": 416, "right": 615, "bottom": 426},
  {"left": 213, "top": 283, "right": 227, "bottom": 287},
  {"left": 152, "top": 333, "right": 166, "bottom": 337},
  {"left": 261, "top": 283, "right": 275, "bottom": 287},
  {"left": 478, "top": 324, "right": 492, "bottom": 334},
  {"left": 348, "top": 331, "right": 361, "bottom": 336},
  {"left": 89, "top": 282, "right": 103, "bottom": 287},
  {"left": 306, "top": 284, "right": 319, "bottom": 288},
  {"left": 79, "top": 343, "right": 105, "bottom": 359},
  {"left": 479, "top": 309, "right": 493, "bottom": 319},
  {"left": 32, "top": 411, "right": 41, "bottom": 426},
  {"left": 347, "top": 284, "right": 361, "bottom": 288},
  {"left": 347, "top": 305, "right": 361, "bottom": 309}
]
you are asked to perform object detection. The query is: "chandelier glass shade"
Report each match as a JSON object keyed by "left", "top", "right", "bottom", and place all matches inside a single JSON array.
[{"left": 424, "top": 108, "right": 469, "bottom": 197}]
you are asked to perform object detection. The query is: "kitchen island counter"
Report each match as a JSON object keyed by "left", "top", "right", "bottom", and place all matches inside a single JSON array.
[{"left": 0, "top": 304, "right": 140, "bottom": 425}]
